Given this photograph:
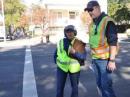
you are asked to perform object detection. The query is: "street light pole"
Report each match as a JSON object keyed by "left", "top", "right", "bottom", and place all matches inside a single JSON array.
[{"left": 0, "top": 0, "right": 6, "bottom": 42}]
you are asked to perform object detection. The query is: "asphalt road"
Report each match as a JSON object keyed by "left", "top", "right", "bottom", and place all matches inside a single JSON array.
[
  {"left": 0, "top": 46, "right": 25, "bottom": 97},
  {"left": 0, "top": 42, "right": 130, "bottom": 97}
]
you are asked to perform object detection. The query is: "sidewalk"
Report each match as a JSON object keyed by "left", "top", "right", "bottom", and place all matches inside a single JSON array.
[
  {"left": 0, "top": 36, "right": 42, "bottom": 47},
  {"left": 0, "top": 33, "right": 129, "bottom": 47},
  {"left": 118, "top": 33, "right": 128, "bottom": 42}
]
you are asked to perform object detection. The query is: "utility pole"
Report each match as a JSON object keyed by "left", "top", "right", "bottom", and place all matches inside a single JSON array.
[{"left": 0, "top": 0, "right": 6, "bottom": 42}]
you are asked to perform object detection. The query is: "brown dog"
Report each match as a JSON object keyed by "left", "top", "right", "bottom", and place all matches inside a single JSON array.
[{"left": 72, "top": 38, "right": 86, "bottom": 53}]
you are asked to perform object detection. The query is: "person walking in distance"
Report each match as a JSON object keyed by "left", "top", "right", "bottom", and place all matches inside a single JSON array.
[{"left": 84, "top": 1, "right": 118, "bottom": 97}]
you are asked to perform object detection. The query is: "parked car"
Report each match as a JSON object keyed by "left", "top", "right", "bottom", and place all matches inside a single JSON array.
[{"left": 126, "top": 29, "right": 130, "bottom": 37}]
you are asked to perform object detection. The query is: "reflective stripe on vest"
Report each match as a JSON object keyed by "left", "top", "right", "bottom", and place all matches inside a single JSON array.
[
  {"left": 91, "top": 44, "right": 109, "bottom": 54},
  {"left": 57, "top": 59, "right": 79, "bottom": 65},
  {"left": 56, "top": 39, "right": 80, "bottom": 73},
  {"left": 89, "top": 16, "right": 113, "bottom": 59}
]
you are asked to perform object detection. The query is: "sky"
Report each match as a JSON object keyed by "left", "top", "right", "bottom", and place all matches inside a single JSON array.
[
  {"left": 22, "top": 0, "right": 88, "bottom": 7},
  {"left": 22, "top": 0, "right": 107, "bottom": 13},
  {"left": 22, "top": 0, "right": 40, "bottom": 6}
]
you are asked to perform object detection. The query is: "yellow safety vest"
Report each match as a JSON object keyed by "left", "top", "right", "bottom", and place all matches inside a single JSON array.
[
  {"left": 89, "top": 16, "right": 114, "bottom": 59},
  {"left": 56, "top": 38, "right": 80, "bottom": 73}
]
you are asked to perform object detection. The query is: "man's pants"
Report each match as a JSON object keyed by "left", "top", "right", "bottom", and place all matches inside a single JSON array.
[
  {"left": 92, "top": 59, "right": 116, "bottom": 97},
  {"left": 56, "top": 67, "right": 80, "bottom": 97}
]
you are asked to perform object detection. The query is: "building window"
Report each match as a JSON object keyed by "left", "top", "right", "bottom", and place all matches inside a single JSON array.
[
  {"left": 58, "top": 12, "right": 62, "bottom": 18},
  {"left": 69, "top": 11, "right": 76, "bottom": 19}
]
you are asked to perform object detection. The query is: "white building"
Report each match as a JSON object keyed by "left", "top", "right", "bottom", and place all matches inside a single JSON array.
[{"left": 40, "top": 0, "right": 107, "bottom": 43}]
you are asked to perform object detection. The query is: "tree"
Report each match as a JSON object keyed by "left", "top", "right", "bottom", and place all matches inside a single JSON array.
[
  {"left": 118, "top": 0, "right": 130, "bottom": 3},
  {"left": 108, "top": 2, "right": 121, "bottom": 18},
  {"left": 108, "top": 1, "right": 130, "bottom": 33},
  {"left": 31, "top": 5, "right": 45, "bottom": 25},
  {"left": 19, "top": 13, "right": 29, "bottom": 27},
  {"left": 108, "top": 0, "right": 130, "bottom": 3},
  {"left": 80, "top": 12, "right": 92, "bottom": 25},
  {"left": 108, "top": 2, "right": 130, "bottom": 24},
  {"left": 115, "top": 4, "right": 130, "bottom": 24},
  {"left": 4, "top": 0, "right": 26, "bottom": 27}
]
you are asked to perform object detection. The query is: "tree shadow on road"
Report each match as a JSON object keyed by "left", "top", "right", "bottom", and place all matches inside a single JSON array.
[
  {"left": 31, "top": 43, "right": 57, "bottom": 97},
  {"left": 113, "top": 43, "right": 130, "bottom": 97},
  {"left": 31, "top": 43, "right": 98, "bottom": 97},
  {"left": 31, "top": 43, "right": 130, "bottom": 97}
]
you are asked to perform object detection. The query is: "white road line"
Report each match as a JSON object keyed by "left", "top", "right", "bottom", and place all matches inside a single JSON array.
[
  {"left": 23, "top": 46, "right": 38, "bottom": 97},
  {"left": 79, "top": 81, "right": 87, "bottom": 93}
]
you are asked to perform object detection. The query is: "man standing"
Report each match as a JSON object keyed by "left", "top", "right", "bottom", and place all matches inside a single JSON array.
[
  {"left": 84, "top": 1, "right": 118, "bottom": 97},
  {"left": 54, "top": 25, "right": 86, "bottom": 97}
]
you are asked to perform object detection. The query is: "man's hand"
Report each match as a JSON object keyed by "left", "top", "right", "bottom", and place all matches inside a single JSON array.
[
  {"left": 108, "top": 45, "right": 117, "bottom": 72},
  {"left": 107, "top": 61, "right": 116, "bottom": 72}
]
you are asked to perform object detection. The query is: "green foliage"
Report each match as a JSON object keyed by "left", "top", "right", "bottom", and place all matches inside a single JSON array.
[
  {"left": 108, "top": 2, "right": 130, "bottom": 25},
  {"left": 108, "top": 1, "right": 130, "bottom": 33},
  {"left": 108, "top": 0, "right": 119, "bottom": 3},
  {"left": 115, "top": 5, "right": 130, "bottom": 24},
  {"left": 108, "top": 2, "right": 121, "bottom": 18},
  {"left": 4, "top": 0, "right": 26, "bottom": 26},
  {"left": 108, "top": 0, "right": 130, "bottom": 3},
  {"left": 118, "top": 0, "right": 130, "bottom": 3}
]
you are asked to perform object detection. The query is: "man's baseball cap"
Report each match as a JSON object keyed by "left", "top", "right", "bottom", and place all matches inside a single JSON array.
[{"left": 84, "top": 1, "right": 99, "bottom": 11}]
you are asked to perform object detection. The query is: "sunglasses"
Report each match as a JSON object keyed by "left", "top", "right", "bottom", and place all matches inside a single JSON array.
[{"left": 87, "top": 8, "right": 94, "bottom": 12}]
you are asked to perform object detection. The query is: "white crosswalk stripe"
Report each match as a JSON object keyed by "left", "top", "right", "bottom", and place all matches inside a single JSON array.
[{"left": 22, "top": 46, "right": 38, "bottom": 97}]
